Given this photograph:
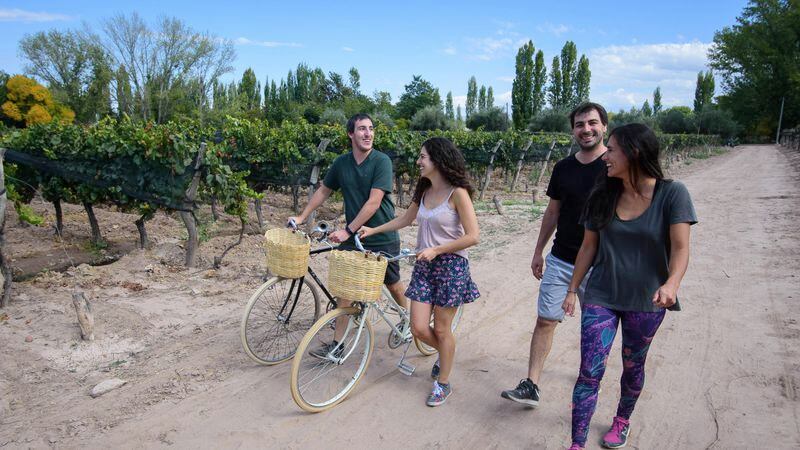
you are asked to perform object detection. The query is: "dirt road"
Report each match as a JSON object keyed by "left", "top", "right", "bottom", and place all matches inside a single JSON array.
[{"left": 1, "top": 145, "right": 799, "bottom": 449}]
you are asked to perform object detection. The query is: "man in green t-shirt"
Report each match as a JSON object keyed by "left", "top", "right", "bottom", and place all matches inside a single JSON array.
[{"left": 289, "top": 113, "right": 407, "bottom": 356}]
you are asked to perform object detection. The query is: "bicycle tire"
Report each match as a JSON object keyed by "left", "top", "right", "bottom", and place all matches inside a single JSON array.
[
  {"left": 290, "top": 306, "right": 374, "bottom": 412},
  {"left": 414, "top": 304, "right": 464, "bottom": 356},
  {"left": 240, "top": 276, "right": 321, "bottom": 365}
]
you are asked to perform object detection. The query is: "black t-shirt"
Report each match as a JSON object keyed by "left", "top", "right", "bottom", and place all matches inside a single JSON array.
[{"left": 545, "top": 153, "right": 606, "bottom": 264}]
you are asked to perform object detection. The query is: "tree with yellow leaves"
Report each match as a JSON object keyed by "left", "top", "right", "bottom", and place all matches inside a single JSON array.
[{"left": 1, "top": 75, "right": 74, "bottom": 127}]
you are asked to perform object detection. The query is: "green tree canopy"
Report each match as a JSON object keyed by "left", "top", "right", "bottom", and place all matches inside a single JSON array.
[
  {"left": 512, "top": 40, "right": 535, "bottom": 130},
  {"left": 19, "top": 29, "right": 112, "bottom": 123},
  {"left": 466, "top": 76, "right": 477, "bottom": 118},
  {"left": 709, "top": 0, "right": 800, "bottom": 135},
  {"left": 396, "top": 75, "right": 441, "bottom": 120}
]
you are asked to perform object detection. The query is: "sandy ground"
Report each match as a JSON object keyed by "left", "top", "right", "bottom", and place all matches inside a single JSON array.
[{"left": 1, "top": 145, "right": 798, "bottom": 449}]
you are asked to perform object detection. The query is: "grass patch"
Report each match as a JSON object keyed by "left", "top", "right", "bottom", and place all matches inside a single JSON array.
[
  {"left": 83, "top": 239, "right": 109, "bottom": 257},
  {"left": 14, "top": 202, "right": 45, "bottom": 226}
]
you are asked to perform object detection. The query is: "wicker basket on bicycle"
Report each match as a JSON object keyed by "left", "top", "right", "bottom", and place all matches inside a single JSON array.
[
  {"left": 263, "top": 228, "right": 310, "bottom": 279},
  {"left": 328, "top": 250, "right": 388, "bottom": 302}
]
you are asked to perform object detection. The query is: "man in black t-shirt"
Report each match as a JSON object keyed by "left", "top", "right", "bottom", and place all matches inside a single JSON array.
[{"left": 501, "top": 102, "right": 608, "bottom": 407}]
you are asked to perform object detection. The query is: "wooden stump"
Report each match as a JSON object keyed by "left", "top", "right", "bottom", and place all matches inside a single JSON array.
[
  {"left": 71, "top": 292, "right": 95, "bottom": 341},
  {"left": 492, "top": 195, "right": 505, "bottom": 215}
]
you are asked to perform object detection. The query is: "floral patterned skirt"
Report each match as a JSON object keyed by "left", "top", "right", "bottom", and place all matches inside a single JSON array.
[{"left": 405, "top": 253, "right": 480, "bottom": 308}]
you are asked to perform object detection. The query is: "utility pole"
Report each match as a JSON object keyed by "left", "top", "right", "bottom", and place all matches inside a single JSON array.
[{"left": 776, "top": 96, "right": 785, "bottom": 144}]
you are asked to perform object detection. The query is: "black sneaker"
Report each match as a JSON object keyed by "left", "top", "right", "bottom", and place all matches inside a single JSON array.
[
  {"left": 501, "top": 378, "right": 540, "bottom": 407},
  {"left": 309, "top": 341, "right": 343, "bottom": 360}
]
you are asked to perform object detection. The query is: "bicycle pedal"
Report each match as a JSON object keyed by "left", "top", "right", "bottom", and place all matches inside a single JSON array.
[{"left": 397, "top": 361, "right": 415, "bottom": 376}]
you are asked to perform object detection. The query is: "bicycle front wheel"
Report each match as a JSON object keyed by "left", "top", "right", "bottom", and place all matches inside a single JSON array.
[
  {"left": 414, "top": 304, "right": 464, "bottom": 356},
  {"left": 290, "top": 306, "right": 374, "bottom": 412},
  {"left": 240, "top": 276, "right": 321, "bottom": 365}
]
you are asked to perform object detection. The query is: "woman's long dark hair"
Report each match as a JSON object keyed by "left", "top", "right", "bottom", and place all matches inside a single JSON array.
[
  {"left": 583, "top": 123, "right": 665, "bottom": 229},
  {"left": 411, "top": 137, "right": 474, "bottom": 204}
]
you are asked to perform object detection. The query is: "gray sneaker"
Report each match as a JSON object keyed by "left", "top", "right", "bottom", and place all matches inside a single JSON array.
[
  {"left": 501, "top": 378, "right": 540, "bottom": 407},
  {"left": 308, "top": 341, "right": 343, "bottom": 360},
  {"left": 426, "top": 381, "right": 451, "bottom": 407}
]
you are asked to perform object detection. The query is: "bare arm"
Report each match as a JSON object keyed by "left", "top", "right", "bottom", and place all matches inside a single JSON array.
[
  {"left": 531, "top": 198, "right": 560, "bottom": 279},
  {"left": 562, "top": 229, "right": 599, "bottom": 316},
  {"left": 348, "top": 188, "right": 386, "bottom": 231},
  {"left": 290, "top": 184, "right": 333, "bottom": 224},
  {"left": 358, "top": 201, "right": 419, "bottom": 238},
  {"left": 417, "top": 188, "right": 479, "bottom": 261},
  {"left": 328, "top": 187, "right": 386, "bottom": 243},
  {"left": 652, "top": 223, "right": 691, "bottom": 308}
]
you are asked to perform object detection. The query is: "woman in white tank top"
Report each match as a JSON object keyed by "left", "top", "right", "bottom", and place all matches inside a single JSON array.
[{"left": 359, "top": 137, "right": 480, "bottom": 407}]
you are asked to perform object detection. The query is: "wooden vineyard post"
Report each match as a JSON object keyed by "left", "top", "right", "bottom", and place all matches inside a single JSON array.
[
  {"left": 181, "top": 143, "right": 205, "bottom": 267},
  {"left": 254, "top": 197, "right": 265, "bottom": 231},
  {"left": 535, "top": 140, "right": 556, "bottom": 187},
  {"left": 306, "top": 138, "right": 330, "bottom": 229},
  {"left": 0, "top": 149, "right": 10, "bottom": 308},
  {"left": 71, "top": 291, "right": 95, "bottom": 341},
  {"left": 479, "top": 141, "right": 503, "bottom": 201},
  {"left": 492, "top": 195, "right": 505, "bottom": 215},
  {"left": 510, "top": 140, "right": 533, "bottom": 192},
  {"left": 395, "top": 174, "right": 404, "bottom": 208}
]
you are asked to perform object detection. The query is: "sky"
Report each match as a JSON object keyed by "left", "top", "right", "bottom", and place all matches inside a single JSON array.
[{"left": 0, "top": 0, "right": 750, "bottom": 113}]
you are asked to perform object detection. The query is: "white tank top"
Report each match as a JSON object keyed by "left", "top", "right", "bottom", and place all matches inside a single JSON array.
[{"left": 416, "top": 188, "right": 467, "bottom": 259}]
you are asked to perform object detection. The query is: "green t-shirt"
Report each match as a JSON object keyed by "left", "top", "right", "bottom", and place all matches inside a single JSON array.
[{"left": 323, "top": 150, "right": 399, "bottom": 246}]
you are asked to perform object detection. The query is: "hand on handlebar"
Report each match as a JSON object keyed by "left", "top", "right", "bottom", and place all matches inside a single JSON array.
[
  {"left": 357, "top": 226, "right": 374, "bottom": 239},
  {"left": 287, "top": 216, "right": 303, "bottom": 230},
  {"left": 329, "top": 229, "right": 350, "bottom": 243}
]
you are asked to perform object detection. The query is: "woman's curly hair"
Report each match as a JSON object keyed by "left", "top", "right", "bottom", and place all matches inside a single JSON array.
[{"left": 412, "top": 137, "right": 474, "bottom": 204}]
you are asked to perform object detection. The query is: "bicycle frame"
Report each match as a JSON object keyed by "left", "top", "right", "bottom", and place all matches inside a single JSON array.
[{"left": 273, "top": 245, "right": 338, "bottom": 328}]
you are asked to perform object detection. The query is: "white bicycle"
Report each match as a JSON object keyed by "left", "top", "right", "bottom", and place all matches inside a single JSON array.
[{"left": 289, "top": 234, "right": 463, "bottom": 412}]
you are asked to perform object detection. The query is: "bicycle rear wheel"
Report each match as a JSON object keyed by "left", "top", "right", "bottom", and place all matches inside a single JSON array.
[
  {"left": 240, "top": 276, "right": 321, "bottom": 365},
  {"left": 414, "top": 304, "right": 464, "bottom": 356},
  {"left": 290, "top": 306, "right": 374, "bottom": 412}
]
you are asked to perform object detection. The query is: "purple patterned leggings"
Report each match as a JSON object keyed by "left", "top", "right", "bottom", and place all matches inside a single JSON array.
[{"left": 571, "top": 304, "right": 666, "bottom": 446}]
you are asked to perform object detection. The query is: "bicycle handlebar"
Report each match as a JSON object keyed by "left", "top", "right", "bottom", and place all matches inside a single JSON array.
[{"left": 354, "top": 233, "right": 415, "bottom": 263}]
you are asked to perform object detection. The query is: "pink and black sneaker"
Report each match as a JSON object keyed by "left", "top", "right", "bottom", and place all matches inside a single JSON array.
[{"left": 601, "top": 416, "right": 630, "bottom": 448}]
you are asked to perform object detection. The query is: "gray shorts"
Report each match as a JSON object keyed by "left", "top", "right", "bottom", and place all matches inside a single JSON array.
[{"left": 537, "top": 253, "right": 589, "bottom": 321}]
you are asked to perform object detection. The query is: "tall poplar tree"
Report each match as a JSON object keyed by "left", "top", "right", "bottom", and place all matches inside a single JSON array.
[
  {"left": 694, "top": 70, "right": 715, "bottom": 112},
  {"left": 478, "top": 85, "right": 487, "bottom": 111},
  {"left": 642, "top": 99, "right": 653, "bottom": 116},
  {"left": 653, "top": 86, "right": 663, "bottom": 114},
  {"left": 512, "top": 40, "right": 534, "bottom": 130},
  {"left": 548, "top": 56, "right": 563, "bottom": 109},
  {"left": 532, "top": 50, "right": 547, "bottom": 115},
  {"left": 487, "top": 86, "right": 494, "bottom": 109},
  {"left": 560, "top": 41, "right": 578, "bottom": 108},
  {"left": 466, "top": 76, "right": 477, "bottom": 118},
  {"left": 445, "top": 91, "right": 454, "bottom": 120},
  {"left": 575, "top": 55, "right": 591, "bottom": 103},
  {"left": 239, "top": 68, "right": 259, "bottom": 111}
]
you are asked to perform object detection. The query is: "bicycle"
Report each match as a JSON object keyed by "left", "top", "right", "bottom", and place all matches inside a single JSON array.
[
  {"left": 289, "top": 234, "right": 464, "bottom": 413},
  {"left": 240, "top": 221, "right": 395, "bottom": 365}
]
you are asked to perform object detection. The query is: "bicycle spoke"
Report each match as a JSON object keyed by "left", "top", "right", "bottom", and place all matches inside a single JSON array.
[{"left": 242, "top": 278, "right": 320, "bottom": 364}]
